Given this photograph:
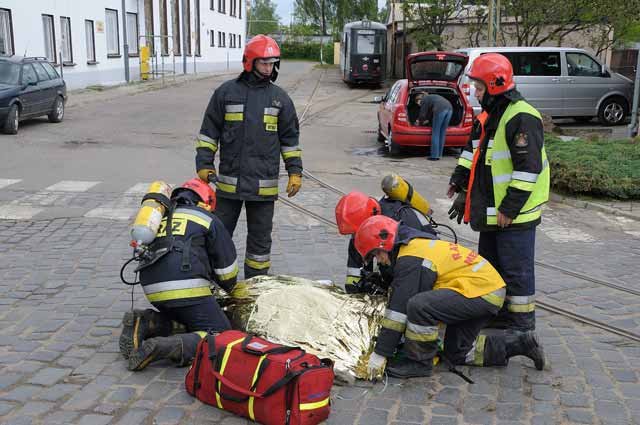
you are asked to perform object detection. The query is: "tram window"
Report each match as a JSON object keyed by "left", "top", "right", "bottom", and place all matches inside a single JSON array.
[{"left": 356, "top": 30, "right": 375, "bottom": 54}]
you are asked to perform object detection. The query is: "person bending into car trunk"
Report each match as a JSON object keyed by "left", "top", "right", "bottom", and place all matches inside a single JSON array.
[
  {"left": 415, "top": 92, "right": 453, "bottom": 160},
  {"left": 447, "top": 53, "right": 550, "bottom": 334}
]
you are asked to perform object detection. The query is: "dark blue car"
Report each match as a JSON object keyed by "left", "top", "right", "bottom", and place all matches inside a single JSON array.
[{"left": 0, "top": 56, "right": 67, "bottom": 134}]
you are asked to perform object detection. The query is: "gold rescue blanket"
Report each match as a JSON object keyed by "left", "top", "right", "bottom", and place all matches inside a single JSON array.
[{"left": 218, "top": 275, "right": 386, "bottom": 384}]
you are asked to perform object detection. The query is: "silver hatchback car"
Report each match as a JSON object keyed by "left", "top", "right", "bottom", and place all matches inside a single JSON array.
[{"left": 456, "top": 47, "right": 634, "bottom": 126}]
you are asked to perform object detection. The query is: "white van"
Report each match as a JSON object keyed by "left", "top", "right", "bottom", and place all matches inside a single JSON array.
[{"left": 455, "top": 47, "right": 634, "bottom": 125}]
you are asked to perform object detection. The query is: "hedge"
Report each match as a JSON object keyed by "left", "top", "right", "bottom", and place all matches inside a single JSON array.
[
  {"left": 280, "top": 42, "right": 334, "bottom": 64},
  {"left": 545, "top": 135, "right": 640, "bottom": 199}
]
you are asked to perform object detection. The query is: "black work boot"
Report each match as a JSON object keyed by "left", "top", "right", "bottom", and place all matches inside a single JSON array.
[
  {"left": 386, "top": 357, "right": 433, "bottom": 379},
  {"left": 506, "top": 331, "right": 545, "bottom": 371},
  {"left": 127, "top": 335, "right": 184, "bottom": 371},
  {"left": 119, "top": 309, "right": 173, "bottom": 360}
]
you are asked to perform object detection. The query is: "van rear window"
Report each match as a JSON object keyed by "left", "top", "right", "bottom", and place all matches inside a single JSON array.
[{"left": 497, "top": 52, "right": 561, "bottom": 77}]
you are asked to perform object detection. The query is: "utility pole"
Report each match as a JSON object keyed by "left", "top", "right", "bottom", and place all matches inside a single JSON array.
[
  {"left": 122, "top": 0, "right": 130, "bottom": 82},
  {"left": 320, "top": 0, "right": 325, "bottom": 65},
  {"left": 402, "top": 1, "right": 406, "bottom": 78},
  {"left": 628, "top": 44, "right": 640, "bottom": 137},
  {"left": 487, "top": 0, "right": 500, "bottom": 47},
  {"left": 182, "top": 0, "right": 188, "bottom": 74}
]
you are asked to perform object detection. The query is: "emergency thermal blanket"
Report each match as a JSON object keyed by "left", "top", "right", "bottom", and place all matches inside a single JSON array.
[{"left": 217, "top": 275, "right": 386, "bottom": 383}]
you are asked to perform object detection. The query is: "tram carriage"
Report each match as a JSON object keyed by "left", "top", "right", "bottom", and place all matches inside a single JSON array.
[{"left": 340, "top": 20, "right": 387, "bottom": 86}]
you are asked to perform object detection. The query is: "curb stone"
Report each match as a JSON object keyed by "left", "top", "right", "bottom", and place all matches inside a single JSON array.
[{"left": 549, "top": 193, "right": 640, "bottom": 222}]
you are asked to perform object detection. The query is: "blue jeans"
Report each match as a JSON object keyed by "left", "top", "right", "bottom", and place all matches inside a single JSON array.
[
  {"left": 478, "top": 228, "right": 536, "bottom": 331},
  {"left": 430, "top": 109, "right": 453, "bottom": 159}
]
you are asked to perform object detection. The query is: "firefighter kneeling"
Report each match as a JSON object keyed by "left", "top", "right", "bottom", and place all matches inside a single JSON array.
[
  {"left": 119, "top": 179, "right": 240, "bottom": 371},
  {"left": 355, "top": 216, "right": 545, "bottom": 379}
]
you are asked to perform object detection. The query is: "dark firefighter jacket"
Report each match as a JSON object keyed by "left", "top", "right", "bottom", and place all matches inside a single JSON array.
[
  {"left": 344, "top": 198, "right": 437, "bottom": 293},
  {"left": 449, "top": 91, "right": 547, "bottom": 232},
  {"left": 138, "top": 204, "right": 239, "bottom": 308},
  {"left": 373, "top": 226, "right": 506, "bottom": 358},
  {"left": 196, "top": 72, "right": 302, "bottom": 201}
]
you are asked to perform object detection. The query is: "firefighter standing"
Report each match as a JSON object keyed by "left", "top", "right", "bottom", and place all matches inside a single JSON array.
[
  {"left": 195, "top": 35, "right": 302, "bottom": 278},
  {"left": 120, "top": 179, "right": 239, "bottom": 371},
  {"left": 448, "top": 53, "right": 549, "bottom": 332},
  {"left": 355, "top": 216, "right": 545, "bottom": 379},
  {"left": 335, "top": 190, "right": 437, "bottom": 293}
]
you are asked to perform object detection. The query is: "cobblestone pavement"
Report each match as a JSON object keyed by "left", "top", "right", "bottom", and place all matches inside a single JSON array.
[{"left": 0, "top": 64, "right": 639, "bottom": 424}]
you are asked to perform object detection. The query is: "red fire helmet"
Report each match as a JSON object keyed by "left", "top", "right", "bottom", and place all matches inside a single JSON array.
[
  {"left": 173, "top": 178, "right": 216, "bottom": 210},
  {"left": 335, "top": 191, "right": 381, "bottom": 235},
  {"left": 467, "top": 53, "right": 515, "bottom": 96},
  {"left": 354, "top": 215, "right": 399, "bottom": 261},
  {"left": 243, "top": 34, "right": 281, "bottom": 73}
]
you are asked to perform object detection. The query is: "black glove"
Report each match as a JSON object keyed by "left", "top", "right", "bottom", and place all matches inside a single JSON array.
[
  {"left": 359, "top": 270, "right": 388, "bottom": 295},
  {"left": 448, "top": 192, "right": 466, "bottom": 224}
]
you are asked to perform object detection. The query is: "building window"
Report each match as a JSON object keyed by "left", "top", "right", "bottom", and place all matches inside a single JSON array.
[
  {"left": 218, "top": 0, "right": 225, "bottom": 14},
  {"left": 160, "top": 0, "right": 168, "bottom": 55},
  {"left": 210, "top": 0, "right": 214, "bottom": 10},
  {"left": 238, "top": 34, "right": 241, "bottom": 48},
  {"left": 60, "top": 17, "right": 73, "bottom": 64},
  {"left": 230, "top": 0, "right": 236, "bottom": 16},
  {"left": 0, "top": 8, "right": 13, "bottom": 56},
  {"left": 238, "top": 0, "right": 241, "bottom": 19},
  {"left": 126, "top": 12, "right": 139, "bottom": 56},
  {"left": 85, "top": 20, "right": 96, "bottom": 63},
  {"left": 106, "top": 9, "right": 120, "bottom": 56},
  {"left": 209, "top": 29, "right": 215, "bottom": 47},
  {"left": 42, "top": 15, "right": 56, "bottom": 63},
  {"left": 194, "top": 0, "right": 200, "bottom": 56},
  {"left": 218, "top": 31, "right": 226, "bottom": 47},
  {"left": 172, "top": 0, "right": 181, "bottom": 55}
]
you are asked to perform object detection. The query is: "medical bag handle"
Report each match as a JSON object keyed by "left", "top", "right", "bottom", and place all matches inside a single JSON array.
[{"left": 240, "top": 334, "right": 302, "bottom": 356}]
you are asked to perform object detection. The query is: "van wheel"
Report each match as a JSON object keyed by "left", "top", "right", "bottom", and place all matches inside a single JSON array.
[
  {"left": 387, "top": 130, "right": 401, "bottom": 156},
  {"left": 598, "top": 97, "right": 627, "bottom": 126},
  {"left": 2, "top": 104, "right": 19, "bottom": 135},
  {"left": 48, "top": 96, "right": 64, "bottom": 123}
]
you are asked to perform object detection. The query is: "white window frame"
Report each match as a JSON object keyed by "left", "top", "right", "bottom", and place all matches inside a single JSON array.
[
  {"left": 60, "top": 16, "right": 73, "bottom": 64},
  {"left": 126, "top": 12, "right": 139, "bottom": 56},
  {"left": 42, "top": 14, "right": 56, "bottom": 63},
  {"left": 0, "top": 8, "right": 14, "bottom": 56},
  {"left": 106, "top": 8, "right": 120, "bottom": 57},
  {"left": 85, "top": 20, "right": 96, "bottom": 63}
]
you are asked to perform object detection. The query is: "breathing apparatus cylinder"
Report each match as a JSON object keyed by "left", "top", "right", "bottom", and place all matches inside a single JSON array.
[
  {"left": 381, "top": 173, "right": 431, "bottom": 217},
  {"left": 130, "top": 181, "right": 172, "bottom": 246}
]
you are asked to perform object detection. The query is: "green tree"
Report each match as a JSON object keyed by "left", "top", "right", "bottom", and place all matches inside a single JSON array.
[
  {"left": 401, "top": 0, "right": 467, "bottom": 51},
  {"left": 294, "top": 0, "right": 379, "bottom": 37},
  {"left": 248, "top": 0, "right": 281, "bottom": 36}
]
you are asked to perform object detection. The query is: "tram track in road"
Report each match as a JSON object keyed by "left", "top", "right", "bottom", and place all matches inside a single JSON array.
[
  {"left": 279, "top": 176, "right": 640, "bottom": 343},
  {"left": 285, "top": 67, "right": 640, "bottom": 341}
]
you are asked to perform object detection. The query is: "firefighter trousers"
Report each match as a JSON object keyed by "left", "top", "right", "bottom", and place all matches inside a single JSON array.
[
  {"left": 478, "top": 228, "right": 536, "bottom": 331},
  {"left": 404, "top": 288, "right": 503, "bottom": 367},
  {"left": 215, "top": 198, "right": 275, "bottom": 279},
  {"left": 155, "top": 296, "right": 231, "bottom": 364}
]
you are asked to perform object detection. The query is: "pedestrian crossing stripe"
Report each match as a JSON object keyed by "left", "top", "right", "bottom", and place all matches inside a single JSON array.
[
  {"left": 84, "top": 207, "right": 138, "bottom": 220},
  {"left": 0, "top": 204, "right": 44, "bottom": 220},
  {"left": 45, "top": 180, "right": 101, "bottom": 192},
  {"left": 0, "top": 179, "right": 21, "bottom": 190}
]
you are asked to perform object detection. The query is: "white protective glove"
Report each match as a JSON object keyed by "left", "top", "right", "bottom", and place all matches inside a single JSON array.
[{"left": 367, "top": 352, "right": 387, "bottom": 380}]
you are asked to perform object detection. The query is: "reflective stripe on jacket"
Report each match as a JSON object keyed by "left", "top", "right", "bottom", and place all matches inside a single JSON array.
[
  {"left": 374, "top": 234, "right": 506, "bottom": 357},
  {"left": 450, "top": 94, "right": 548, "bottom": 231},
  {"left": 196, "top": 73, "right": 302, "bottom": 201},
  {"left": 139, "top": 205, "right": 238, "bottom": 307},
  {"left": 488, "top": 101, "right": 549, "bottom": 225}
]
